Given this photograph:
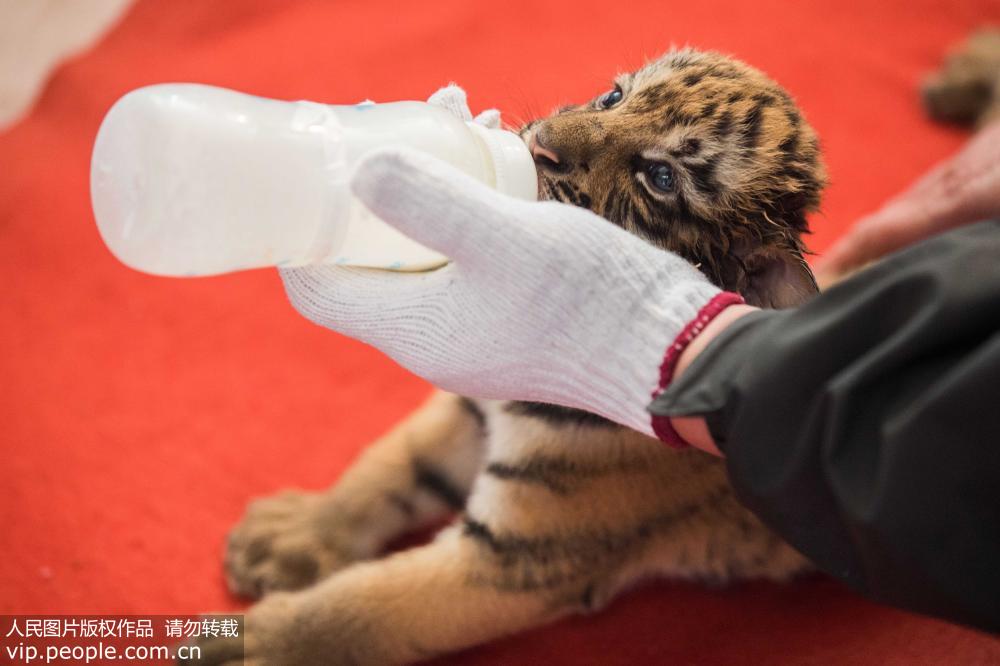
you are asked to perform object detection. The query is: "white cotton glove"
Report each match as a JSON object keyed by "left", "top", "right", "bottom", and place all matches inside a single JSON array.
[
  {"left": 279, "top": 147, "right": 723, "bottom": 438},
  {"left": 426, "top": 83, "right": 501, "bottom": 129}
]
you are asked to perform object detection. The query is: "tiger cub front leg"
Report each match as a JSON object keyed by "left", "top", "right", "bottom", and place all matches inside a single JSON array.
[
  {"left": 225, "top": 391, "right": 487, "bottom": 598},
  {"left": 196, "top": 526, "right": 565, "bottom": 666}
]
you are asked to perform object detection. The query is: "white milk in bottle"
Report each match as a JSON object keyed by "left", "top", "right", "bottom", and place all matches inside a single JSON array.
[{"left": 91, "top": 84, "right": 536, "bottom": 277}]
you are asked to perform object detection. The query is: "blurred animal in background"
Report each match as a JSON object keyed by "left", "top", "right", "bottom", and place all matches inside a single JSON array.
[{"left": 923, "top": 27, "right": 1000, "bottom": 128}]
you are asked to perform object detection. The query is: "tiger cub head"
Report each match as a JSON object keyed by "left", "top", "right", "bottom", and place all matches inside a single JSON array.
[{"left": 520, "top": 49, "right": 826, "bottom": 308}]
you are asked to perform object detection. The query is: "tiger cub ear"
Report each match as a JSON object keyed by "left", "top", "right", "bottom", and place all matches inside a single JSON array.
[{"left": 741, "top": 246, "right": 819, "bottom": 309}]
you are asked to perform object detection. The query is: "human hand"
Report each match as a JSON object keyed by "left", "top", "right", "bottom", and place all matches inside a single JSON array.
[
  {"left": 815, "top": 120, "right": 1000, "bottom": 287},
  {"left": 279, "top": 148, "right": 723, "bottom": 437}
]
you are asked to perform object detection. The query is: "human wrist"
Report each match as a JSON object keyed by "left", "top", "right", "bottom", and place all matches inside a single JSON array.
[
  {"left": 639, "top": 293, "right": 746, "bottom": 448},
  {"left": 672, "top": 303, "right": 759, "bottom": 383},
  {"left": 665, "top": 303, "right": 758, "bottom": 455}
]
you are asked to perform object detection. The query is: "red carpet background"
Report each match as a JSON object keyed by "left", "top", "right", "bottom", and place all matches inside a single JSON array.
[{"left": 2, "top": 0, "right": 1000, "bottom": 663}]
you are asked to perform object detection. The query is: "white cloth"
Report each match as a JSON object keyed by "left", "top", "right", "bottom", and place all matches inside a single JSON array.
[
  {"left": 426, "top": 84, "right": 501, "bottom": 129},
  {"left": 280, "top": 145, "right": 720, "bottom": 436}
]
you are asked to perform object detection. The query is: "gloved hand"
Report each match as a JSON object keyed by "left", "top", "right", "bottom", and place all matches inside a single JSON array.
[{"left": 280, "top": 145, "right": 737, "bottom": 440}]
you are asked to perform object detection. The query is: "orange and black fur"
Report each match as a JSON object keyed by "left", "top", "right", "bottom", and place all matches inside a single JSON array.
[{"left": 194, "top": 50, "right": 828, "bottom": 665}]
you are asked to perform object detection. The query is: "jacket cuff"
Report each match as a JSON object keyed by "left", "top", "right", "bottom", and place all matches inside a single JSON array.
[{"left": 649, "top": 291, "right": 745, "bottom": 448}]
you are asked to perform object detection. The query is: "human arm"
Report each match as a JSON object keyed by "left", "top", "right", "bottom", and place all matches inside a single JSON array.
[
  {"left": 677, "top": 121, "right": 1000, "bottom": 453},
  {"left": 651, "top": 220, "right": 1000, "bottom": 633}
]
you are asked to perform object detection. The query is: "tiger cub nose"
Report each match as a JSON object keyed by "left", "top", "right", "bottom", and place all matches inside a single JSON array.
[{"left": 529, "top": 131, "right": 568, "bottom": 173}]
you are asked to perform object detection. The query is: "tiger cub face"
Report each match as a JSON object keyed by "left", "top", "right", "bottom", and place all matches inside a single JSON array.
[{"left": 520, "top": 49, "right": 826, "bottom": 308}]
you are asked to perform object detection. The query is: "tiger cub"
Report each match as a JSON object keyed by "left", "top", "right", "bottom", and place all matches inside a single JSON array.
[{"left": 201, "top": 49, "right": 827, "bottom": 665}]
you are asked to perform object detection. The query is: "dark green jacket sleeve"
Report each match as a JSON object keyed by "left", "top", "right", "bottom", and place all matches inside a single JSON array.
[{"left": 649, "top": 220, "right": 1000, "bottom": 634}]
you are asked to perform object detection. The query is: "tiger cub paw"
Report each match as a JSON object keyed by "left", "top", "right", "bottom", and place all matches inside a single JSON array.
[{"left": 224, "top": 490, "right": 357, "bottom": 598}]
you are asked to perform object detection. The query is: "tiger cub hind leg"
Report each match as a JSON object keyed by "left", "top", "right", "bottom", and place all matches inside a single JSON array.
[{"left": 224, "top": 390, "right": 487, "bottom": 598}]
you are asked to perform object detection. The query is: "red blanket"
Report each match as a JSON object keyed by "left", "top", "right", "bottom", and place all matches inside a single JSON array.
[{"left": 2, "top": 0, "right": 998, "bottom": 662}]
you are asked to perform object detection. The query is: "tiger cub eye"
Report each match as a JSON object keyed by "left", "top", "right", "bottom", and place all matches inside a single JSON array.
[
  {"left": 599, "top": 86, "right": 624, "bottom": 109},
  {"left": 648, "top": 163, "right": 674, "bottom": 191}
]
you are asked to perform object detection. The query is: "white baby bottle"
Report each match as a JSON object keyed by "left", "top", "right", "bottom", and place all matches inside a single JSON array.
[{"left": 90, "top": 84, "right": 537, "bottom": 277}]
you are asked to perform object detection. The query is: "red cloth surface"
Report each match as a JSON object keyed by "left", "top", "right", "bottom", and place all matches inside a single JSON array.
[{"left": 3, "top": 0, "right": 1000, "bottom": 663}]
